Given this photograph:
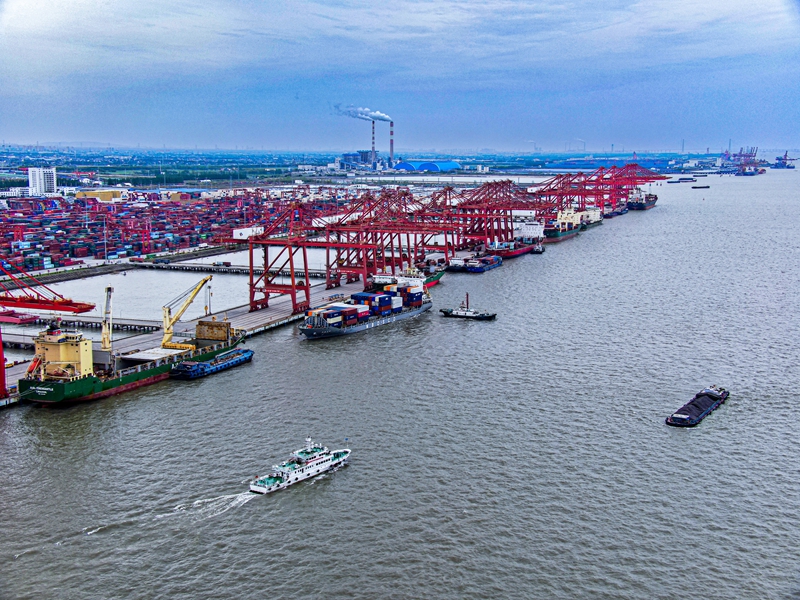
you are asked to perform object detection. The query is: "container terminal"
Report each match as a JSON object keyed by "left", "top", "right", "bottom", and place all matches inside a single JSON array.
[{"left": 0, "top": 163, "right": 667, "bottom": 405}]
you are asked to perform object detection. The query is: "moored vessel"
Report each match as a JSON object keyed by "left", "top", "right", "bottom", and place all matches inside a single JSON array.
[
  {"left": 577, "top": 207, "right": 603, "bottom": 230},
  {"left": 544, "top": 210, "right": 582, "bottom": 242},
  {"left": 466, "top": 255, "right": 502, "bottom": 272},
  {"left": 487, "top": 240, "right": 534, "bottom": 259},
  {"left": 627, "top": 189, "right": 658, "bottom": 210},
  {"left": 424, "top": 269, "right": 445, "bottom": 288},
  {"left": 299, "top": 275, "right": 432, "bottom": 339},
  {"left": 513, "top": 220, "right": 546, "bottom": 253},
  {"left": 249, "top": 437, "right": 351, "bottom": 494},
  {"left": 0, "top": 310, "right": 39, "bottom": 324},
  {"left": 17, "top": 278, "right": 244, "bottom": 404},
  {"left": 170, "top": 347, "right": 254, "bottom": 380},
  {"left": 376, "top": 267, "right": 444, "bottom": 289},
  {"left": 18, "top": 319, "right": 244, "bottom": 404},
  {"left": 445, "top": 257, "right": 469, "bottom": 272},
  {"left": 665, "top": 386, "right": 729, "bottom": 427}
]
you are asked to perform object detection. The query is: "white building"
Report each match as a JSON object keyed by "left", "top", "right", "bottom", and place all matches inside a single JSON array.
[{"left": 28, "top": 167, "right": 57, "bottom": 195}]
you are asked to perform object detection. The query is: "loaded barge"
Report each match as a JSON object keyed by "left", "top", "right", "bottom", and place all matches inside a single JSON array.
[
  {"left": 170, "top": 347, "right": 254, "bottom": 380},
  {"left": 665, "top": 386, "right": 729, "bottom": 427}
]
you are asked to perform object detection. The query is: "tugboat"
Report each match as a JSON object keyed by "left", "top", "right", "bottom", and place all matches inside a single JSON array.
[
  {"left": 439, "top": 293, "right": 496, "bottom": 321},
  {"left": 665, "top": 386, "right": 729, "bottom": 427},
  {"left": 170, "top": 348, "right": 254, "bottom": 380},
  {"left": 249, "top": 438, "right": 351, "bottom": 494}
]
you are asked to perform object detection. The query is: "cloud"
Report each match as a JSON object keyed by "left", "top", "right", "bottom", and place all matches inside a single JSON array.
[
  {"left": 1, "top": 0, "right": 799, "bottom": 148},
  {"left": 2, "top": 0, "right": 798, "bottom": 94}
]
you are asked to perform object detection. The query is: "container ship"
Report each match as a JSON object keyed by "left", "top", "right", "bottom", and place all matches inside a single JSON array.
[
  {"left": 544, "top": 210, "right": 582, "bottom": 243},
  {"left": 487, "top": 228, "right": 545, "bottom": 257},
  {"left": 577, "top": 208, "right": 603, "bottom": 229},
  {"left": 487, "top": 240, "right": 534, "bottom": 259},
  {"left": 18, "top": 319, "right": 243, "bottom": 404},
  {"left": 445, "top": 257, "right": 469, "bottom": 272},
  {"left": 512, "top": 220, "right": 546, "bottom": 253},
  {"left": 627, "top": 189, "right": 658, "bottom": 210},
  {"left": 299, "top": 277, "right": 432, "bottom": 339},
  {"left": 466, "top": 255, "right": 502, "bottom": 272}
]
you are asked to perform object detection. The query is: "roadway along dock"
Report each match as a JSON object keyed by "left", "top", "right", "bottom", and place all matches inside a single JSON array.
[{"left": 132, "top": 261, "right": 329, "bottom": 278}]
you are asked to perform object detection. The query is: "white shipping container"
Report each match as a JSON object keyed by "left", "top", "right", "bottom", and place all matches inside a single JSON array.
[
  {"left": 355, "top": 305, "right": 370, "bottom": 315},
  {"left": 391, "top": 297, "right": 403, "bottom": 308},
  {"left": 232, "top": 226, "right": 265, "bottom": 240},
  {"left": 326, "top": 316, "right": 342, "bottom": 323},
  {"left": 409, "top": 286, "right": 423, "bottom": 293}
]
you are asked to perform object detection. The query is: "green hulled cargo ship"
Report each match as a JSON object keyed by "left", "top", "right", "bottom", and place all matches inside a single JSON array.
[{"left": 18, "top": 319, "right": 243, "bottom": 404}]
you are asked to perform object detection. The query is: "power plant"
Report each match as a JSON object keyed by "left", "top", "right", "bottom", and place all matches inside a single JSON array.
[
  {"left": 333, "top": 104, "right": 459, "bottom": 173},
  {"left": 335, "top": 105, "right": 395, "bottom": 171}
]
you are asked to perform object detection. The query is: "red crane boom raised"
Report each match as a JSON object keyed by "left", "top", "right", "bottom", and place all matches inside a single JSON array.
[{"left": 0, "top": 263, "right": 95, "bottom": 313}]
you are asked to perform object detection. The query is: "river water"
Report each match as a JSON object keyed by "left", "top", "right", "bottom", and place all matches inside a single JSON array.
[{"left": 2, "top": 171, "right": 800, "bottom": 599}]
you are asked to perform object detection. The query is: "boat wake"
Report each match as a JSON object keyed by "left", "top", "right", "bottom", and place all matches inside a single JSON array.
[
  {"left": 83, "top": 525, "right": 110, "bottom": 536},
  {"left": 164, "top": 491, "right": 257, "bottom": 521},
  {"left": 13, "top": 492, "right": 256, "bottom": 559}
]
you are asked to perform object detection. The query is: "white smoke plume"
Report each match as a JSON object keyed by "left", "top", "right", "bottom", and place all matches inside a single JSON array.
[{"left": 335, "top": 104, "right": 392, "bottom": 122}]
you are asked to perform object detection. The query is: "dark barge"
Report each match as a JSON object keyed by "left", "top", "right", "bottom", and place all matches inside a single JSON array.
[{"left": 665, "top": 386, "right": 729, "bottom": 427}]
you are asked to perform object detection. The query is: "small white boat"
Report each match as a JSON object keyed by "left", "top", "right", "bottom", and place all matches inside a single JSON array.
[{"left": 249, "top": 438, "right": 351, "bottom": 494}]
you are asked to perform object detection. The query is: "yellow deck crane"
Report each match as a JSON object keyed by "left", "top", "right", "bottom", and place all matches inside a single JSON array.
[{"left": 161, "top": 276, "right": 212, "bottom": 350}]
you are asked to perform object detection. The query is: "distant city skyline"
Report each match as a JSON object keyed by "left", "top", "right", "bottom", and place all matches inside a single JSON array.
[{"left": 1, "top": 0, "right": 799, "bottom": 151}]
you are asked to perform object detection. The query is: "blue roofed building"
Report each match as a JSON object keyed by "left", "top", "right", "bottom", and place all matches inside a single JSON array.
[{"left": 394, "top": 160, "right": 462, "bottom": 172}]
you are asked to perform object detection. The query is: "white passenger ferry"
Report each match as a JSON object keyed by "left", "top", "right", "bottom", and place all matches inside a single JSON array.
[{"left": 249, "top": 438, "right": 351, "bottom": 494}]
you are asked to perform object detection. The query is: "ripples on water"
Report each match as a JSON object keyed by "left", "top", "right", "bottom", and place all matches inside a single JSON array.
[{"left": 2, "top": 172, "right": 800, "bottom": 599}]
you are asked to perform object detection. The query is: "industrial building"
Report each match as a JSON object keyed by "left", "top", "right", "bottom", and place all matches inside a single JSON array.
[
  {"left": 28, "top": 167, "right": 57, "bottom": 196},
  {"left": 394, "top": 160, "right": 462, "bottom": 172}
]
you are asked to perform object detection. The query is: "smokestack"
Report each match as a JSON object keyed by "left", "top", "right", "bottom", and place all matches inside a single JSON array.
[
  {"left": 371, "top": 120, "right": 376, "bottom": 167},
  {"left": 390, "top": 121, "right": 394, "bottom": 167}
]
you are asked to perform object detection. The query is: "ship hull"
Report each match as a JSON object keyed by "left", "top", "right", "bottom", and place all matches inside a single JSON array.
[
  {"left": 488, "top": 245, "right": 534, "bottom": 259},
  {"left": 543, "top": 228, "right": 580, "bottom": 243},
  {"left": 628, "top": 200, "right": 657, "bottom": 210},
  {"left": 18, "top": 341, "right": 240, "bottom": 404},
  {"left": 299, "top": 303, "right": 432, "bottom": 339},
  {"left": 250, "top": 450, "right": 350, "bottom": 494},
  {"left": 171, "top": 349, "right": 254, "bottom": 380},
  {"left": 465, "top": 263, "right": 501, "bottom": 273},
  {"left": 424, "top": 270, "right": 445, "bottom": 288}
]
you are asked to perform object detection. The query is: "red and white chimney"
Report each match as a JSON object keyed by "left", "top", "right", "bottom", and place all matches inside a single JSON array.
[
  {"left": 390, "top": 121, "right": 394, "bottom": 167},
  {"left": 371, "top": 120, "right": 376, "bottom": 166}
]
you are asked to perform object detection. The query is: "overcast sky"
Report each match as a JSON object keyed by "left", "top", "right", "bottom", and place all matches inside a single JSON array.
[{"left": 1, "top": 0, "right": 799, "bottom": 152}]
